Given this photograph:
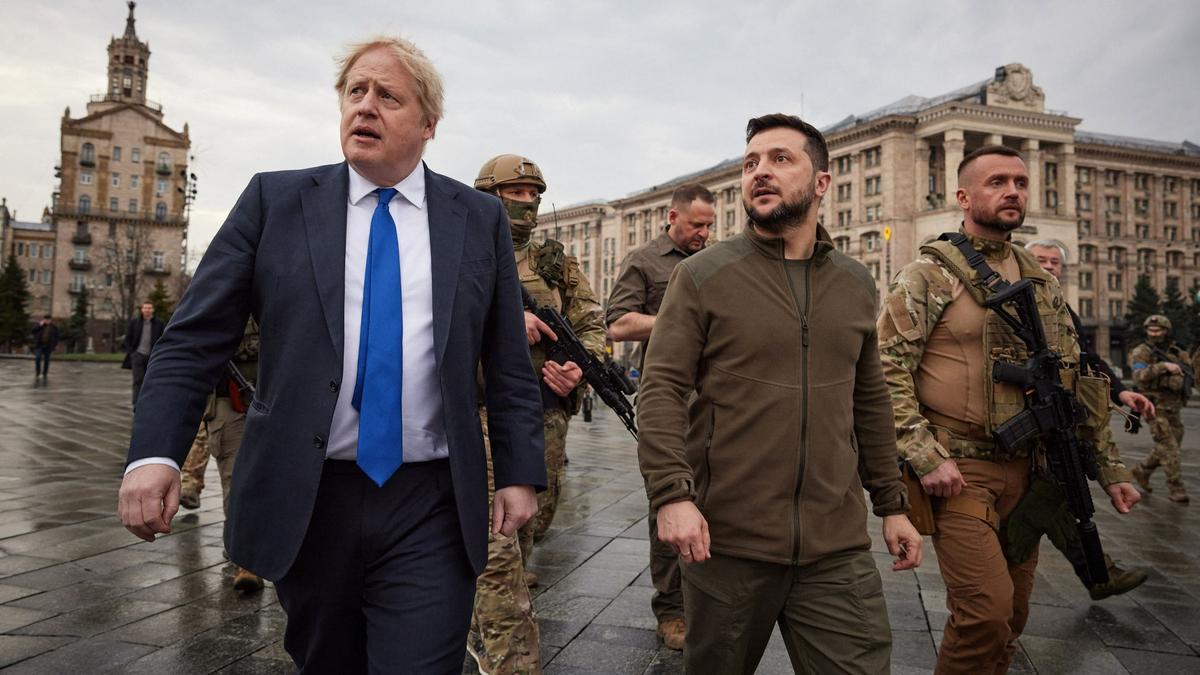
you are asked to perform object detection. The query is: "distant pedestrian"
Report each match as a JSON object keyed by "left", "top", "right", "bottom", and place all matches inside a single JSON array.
[
  {"left": 121, "top": 301, "right": 164, "bottom": 409},
  {"left": 30, "top": 315, "right": 59, "bottom": 378}
]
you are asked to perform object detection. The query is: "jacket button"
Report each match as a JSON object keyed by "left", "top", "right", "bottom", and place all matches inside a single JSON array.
[
  {"left": 313, "top": 434, "right": 326, "bottom": 449},
  {"left": 329, "top": 380, "right": 339, "bottom": 393}
]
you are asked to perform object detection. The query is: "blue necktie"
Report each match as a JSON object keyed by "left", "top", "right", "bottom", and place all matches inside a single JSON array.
[{"left": 352, "top": 187, "right": 404, "bottom": 486}]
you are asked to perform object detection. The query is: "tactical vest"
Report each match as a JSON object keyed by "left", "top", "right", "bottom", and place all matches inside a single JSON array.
[
  {"left": 920, "top": 239, "right": 1070, "bottom": 441},
  {"left": 519, "top": 239, "right": 575, "bottom": 374},
  {"left": 1131, "top": 341, "right": 1189, "bottom": 401}
]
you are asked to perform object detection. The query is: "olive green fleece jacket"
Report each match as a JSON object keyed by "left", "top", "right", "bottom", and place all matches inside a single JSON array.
[{"left": 637, "top": 225, "right": 908, "bottom": 565}]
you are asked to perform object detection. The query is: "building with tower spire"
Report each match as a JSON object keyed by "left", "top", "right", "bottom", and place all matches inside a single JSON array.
[{"left": 49, "top": 1, "right": 192, "bottom": 351}]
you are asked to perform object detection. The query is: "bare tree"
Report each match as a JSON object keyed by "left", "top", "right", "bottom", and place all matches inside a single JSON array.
[{"left": 99, "top": 224, "right": 155, "bottom": 332}]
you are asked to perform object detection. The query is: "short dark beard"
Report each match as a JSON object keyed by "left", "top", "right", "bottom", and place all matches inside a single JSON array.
[
  {"left": 744, "top": 180, "right": 816, "bottom": 234},
  {"left": 971, "top": 203, "right": 1025, "bottom": 232}
]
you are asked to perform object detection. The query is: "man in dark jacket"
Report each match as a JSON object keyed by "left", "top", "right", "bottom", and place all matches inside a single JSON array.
[
  {"left": 30, "top": 315, "right": 60, "bottom": 378},
  {"left": 121, "top": 301, "right": 165, "bottom": 408}
]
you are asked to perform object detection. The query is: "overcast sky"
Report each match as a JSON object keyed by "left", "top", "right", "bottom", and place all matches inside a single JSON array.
[{"left": 3, "top": 0, "right": 1197, "bottom": 259}]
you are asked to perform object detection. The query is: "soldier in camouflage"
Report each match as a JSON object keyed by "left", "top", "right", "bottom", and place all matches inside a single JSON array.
[
  {"left": 1129, "top": 314, "right": 1192, "bottom": 504},
  {"left": 466, "top": 154, "right": 606, "bottom": 674},
  {"left": 878, "top": 145, "right": 1139, "bottom": 673}
]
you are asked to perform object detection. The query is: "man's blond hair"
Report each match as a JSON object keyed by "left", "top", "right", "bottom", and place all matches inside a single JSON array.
[{"left": 334, "top": 37, "right": 445, "bottom": 132}]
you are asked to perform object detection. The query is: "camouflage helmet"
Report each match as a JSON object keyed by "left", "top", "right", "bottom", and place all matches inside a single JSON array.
[
  {"left": 474, "top": 154, "right": 546, "bottom": 194},
  {"left": 1144, "top": 314, "right": 1172, "bottom": 331}
]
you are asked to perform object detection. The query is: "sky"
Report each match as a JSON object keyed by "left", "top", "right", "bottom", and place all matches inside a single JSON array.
[{"left": 2, "top": 0, "right": 1198, "bottom": 262}]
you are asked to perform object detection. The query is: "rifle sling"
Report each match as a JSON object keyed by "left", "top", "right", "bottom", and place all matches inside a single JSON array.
[{"left": 937, "top": 232, "right": 1012, "bottom": 295}]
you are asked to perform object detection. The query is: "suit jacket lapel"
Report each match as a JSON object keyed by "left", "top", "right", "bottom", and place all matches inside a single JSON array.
[
  {"left": 425, "top": 167, "right": 467, "bottom": 367},
  {"left": 300, "top": 162, "right": 350, "bottom": 361}
]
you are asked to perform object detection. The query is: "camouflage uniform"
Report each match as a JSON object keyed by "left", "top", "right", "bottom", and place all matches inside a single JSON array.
[
  {"left": 514, "top": 241, "right": 606, "bottom": 564},
  {"left": 469, "top": 411, "right": 540, "bottom": 675},
  {"left": 879, "top": 232, "right": 1129, "bottom": 673},
  {"left": 181, "top": 421, "right": 209, "bottom": 501},
  {"left": 1129, "top": 338, "right": 1191, "bottom": 494}
]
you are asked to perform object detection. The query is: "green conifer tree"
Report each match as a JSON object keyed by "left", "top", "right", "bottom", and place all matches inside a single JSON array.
[
  {"left": 1162, "top": 277, "right": 1192, "bottom": 348},
  {"left": 0, "top": 253, "right": 33, "bottom": 352},
  {"left": 1123, "top": 275, "right": 1161, "bottom": 347},
  {"left": 64, "top": 286, "right": 90, "bottom": 353},
  {"left": 147, "top": 279, "right": 173, "bottom": 322}
]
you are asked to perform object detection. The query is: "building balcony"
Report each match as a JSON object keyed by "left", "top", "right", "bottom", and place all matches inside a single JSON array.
[
  {"left": 71, "top": 232, "right": 92, "bottom": 246},
  {"left": 79, "top": 158, "right": 95, "bottom": 168},
  {"left": 143, "top": 265, "right": 171, "bottom": 276},
  {"left": 68, "top": 258, "right": 92, "bottom": 271},
  {"left": 156, "top": 163, "right": 173, "bottom": 176},
  {"left": 68, "top": 285, "right": 86, "bottom": 295}
]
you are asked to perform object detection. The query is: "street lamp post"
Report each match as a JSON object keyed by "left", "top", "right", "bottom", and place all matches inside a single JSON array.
[{"left": 177, "top": 159, "right": 197, "bottom": 299}]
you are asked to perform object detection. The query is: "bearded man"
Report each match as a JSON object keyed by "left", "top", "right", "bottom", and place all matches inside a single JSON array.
[{"left": 635, "top": 113, "right": 922, "bottom": 674}]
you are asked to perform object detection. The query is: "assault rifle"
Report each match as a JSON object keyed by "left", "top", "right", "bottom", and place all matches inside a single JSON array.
[
  {"left": 1150, "top": 346, "right": 1195, "bottom": 397},
  {"left": 520, "top": 288, "right": 638, "bottom": 439},
  {"left": 986, "top": 277, "right": 1109, "bottom": 586},
  {"left": 226, "top": 361, "right": 255, "bottom": 399}
]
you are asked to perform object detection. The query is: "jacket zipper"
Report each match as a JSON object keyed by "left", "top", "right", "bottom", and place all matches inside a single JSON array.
[{"left": 785, "top": 259, "right": 811, "bottom": 564}]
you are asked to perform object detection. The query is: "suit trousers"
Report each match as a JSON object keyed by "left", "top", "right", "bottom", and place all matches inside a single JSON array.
[
  {"left": 932, "top": 457, "right": 1038, "bottom": 675},
  {"left": 130, "top": 351, "right": 150, "bottom": 408},
  {"left": 274, "top": 459, "right": 476, "bottom": 674}
]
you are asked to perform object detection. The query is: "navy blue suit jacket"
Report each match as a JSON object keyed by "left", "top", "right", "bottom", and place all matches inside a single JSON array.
[{"left": 126, "top": 162, "right": 546, "bottom": 580}]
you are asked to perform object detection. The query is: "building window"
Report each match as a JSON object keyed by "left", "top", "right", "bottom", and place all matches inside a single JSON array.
[
  {"left": 131, "top": 175, "right": 139, "bottom": 189},
  {"left": 1192, "top": 204, "right": 1200, "bottom": 220},
  {"left": 837, "top": 210, "right": 852, "bottom": 228},
  {"left": 834, "top": 156, "right": 852, "bottom": 174},
  {"left": 81, "top": 143, "right": 95, "bottom": 165},
  {"left": 30, "top": 245, "right": 39, "bottom": 259},
  {"left": 110, "top": 197, "right": 119, "bottom": 212},
  {"left": 1079, "top": 271, "right": 1093, "bottom": 290},
  {"left": 1105, "top": 221, "right": 1121, "bottom": 238},
  {"left": 156, "top": 179, "right": 168, "bottom": 196},
  {"left": 28, "top": 269, "right": 36, "bottom": 283},
  {"left": 1108, "top": 273, "right": 1124, "bottom": 291},
  {"left": 41, "top": 270, "right": 51, "bottom": 284},
  {"left": 113, "top": 146, "right": 122, "bottom": 161},
  {"left": 1044, "top": 162, "right": 1058, "bottom": 185},
  {"left": 1078, "top": 219, "right": 1092, "bottom": 236},
  {"left": 865, "top": 176, "right": 882, "bottom": 196},
  {"left": 1080, "top": 245, "right": 1095, "bottom": 263},
  {"left": 863, "top": 147, "right": 882, "bottom": 168},
  {"left": 103, "top": 298, "right": 114, "bottom": 312},
  {"left": 865, "top": 204, "right": 882, "bottom": 222},
  {"left": 1167, "top": 252, "right": 1183, "bottom": 269},
  {"left": 73, "top": 246, "right": 86, "bottom": 263},
  {"left": 1107, "top": 247, "right": 1125, "bottom": 264},
  {"left": 1108, "top": 299, "right": 1124, "bottom": 318},
  {"left": 1135, "top": 198, "right": 1149, "bottom": 216},
  {"left": 157, "top": 152, "right": 171, "bottom": 173},
  {"left": 79, "top": 195, "right": 91, "bottom": 213},
  {"left": 837, "top": 183, "right": 852, "bottom": 202},
  {"left": 868, "top": 261, "right": 881, "bottom": 279},
  {"left": 152, "top": 251, "right": 165, "bottom": 270},
  {"left": 1164, "top": 201, "right": 1178, "bottom": 219},
  {"left": 1164, "top": 226, "right": 1177, "bottom": 241},
  {"left": 835, "top": 236, "right": 850, "bottom": 253},
  {"left": 1076, "top": 193, "right": 1091, "bottom": 211},
  {"left": 128, "top": 199, "right": 138, "bottom": 213},
  {"left": 1105, "top": 195, "right": 1120, "bottom": 213},
  {"left": 1165, "top": 176, "right": 1178, "bottom": 193},
  {"left": 1076, "top": 167, "right": 1091, "bottom": 185},
  {"left": 42, "top": 244, "right": 53, "bottom": 258},
  {"left": 1080, "top": 298, "right": 1094, "bottom": 318},
  {"left": 863, "top": 232, "right": 881, "bottom": 252},
  {"left": 1045, "top": 191, "right": 1058, "bottom": 209},
  {"left": 131, "top": 147, "right": 141, "bottom": 163},
  {"left": 80, "top": 172, "right": 93, "bottom": 185},
  {"left": 1135, "top": 223, "right": 1150, "bottom": 239},
  {"left": 1193, "top": 227, "right": 1200, "bottom": 241},
  {"left": 1104, "top": 170, "right": 1120, "bottom": 187},
  {"left": 15, "top": 242, "right": 23, "bottom": 256},
  {"left": 111, "top": 173, "right": 120, "bottom": 188},
  {"left": 1135, "top": 174, "right": 1150, "bottom": 191}
]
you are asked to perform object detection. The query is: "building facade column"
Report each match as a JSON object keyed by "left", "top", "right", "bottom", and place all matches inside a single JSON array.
[
  {"left": 1060, "top": 143, "right": 1076, "bottom": 218},
  {"left": 943, "top": 129, "right": 966, "bottom": 201},
  {"left": 915, "top": 138, "right": 931, "bottom": 212},
  {"left": 1022, "top": 139, "right": 1042, "bottom": 215},
  {"left": 985, "top": 133, "right": 1004, "bottom": 146}
]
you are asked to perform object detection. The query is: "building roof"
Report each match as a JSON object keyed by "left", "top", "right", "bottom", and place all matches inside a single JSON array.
[
  {"left": 822, "top": 78, "right": 992, "bottom": 135},
  {"left": 1074, "top": 130, "right": 1200, "bottom": 157},
  {"left": 9, "top": 219, "right": 52, "bottom": 232},
  {"left": 623, "top": 157, "right": 741, "bottom": 199}
]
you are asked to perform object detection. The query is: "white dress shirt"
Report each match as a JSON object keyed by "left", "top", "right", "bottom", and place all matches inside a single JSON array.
[{"left": 126, "top": 161, "right": 447, "bottom": 474}]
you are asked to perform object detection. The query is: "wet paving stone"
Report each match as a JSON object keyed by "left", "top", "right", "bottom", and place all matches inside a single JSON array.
[{"left": 3, "top": 359, "right": 1200, "bottom": 672}]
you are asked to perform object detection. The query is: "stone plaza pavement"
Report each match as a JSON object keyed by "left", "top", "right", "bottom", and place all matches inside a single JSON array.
[{"left": 0, "top": 358, "right": 1199, "bottom": 673}]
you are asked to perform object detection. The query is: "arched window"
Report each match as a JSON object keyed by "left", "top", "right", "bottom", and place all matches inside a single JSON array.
[
  {"left": 155, "top": 202, "right": 167, "bottom": 221},
  {"left": 80, "top": 143, "right": 95, "bottom": 165},
  {"left": 79, "top": 195, "right": 91, "bottom": 214}
]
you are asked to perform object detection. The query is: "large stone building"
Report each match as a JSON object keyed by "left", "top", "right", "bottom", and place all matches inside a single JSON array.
[
  {"left": 536, "top": 64, "right": 1200, "bottom": 366},
  {"left": 0, "top": 200, "right": 56, "bottom": 317},
  {"left": 49, "top": 1, "right": 191, "bottom": 351}
]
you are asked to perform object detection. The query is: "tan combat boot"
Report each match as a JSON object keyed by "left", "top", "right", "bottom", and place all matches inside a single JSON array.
[
  {"left": 1130, "top": 464, "right": 1153, "bottom": 493},
  {"left": 523, "top": 569, "right": 539, "bottom": 588},
  {"left": 232, "top": 567, "right": 264, "bottom": 593},
  {"left": 1088, "top": 555, "right": 1149, "bottom": 601},
  {"left": 657, "top": 617, "right": 686, "bottom": 651},
  {"left": 1169, "top": 485, "right": 1190, "bottom": 504}
]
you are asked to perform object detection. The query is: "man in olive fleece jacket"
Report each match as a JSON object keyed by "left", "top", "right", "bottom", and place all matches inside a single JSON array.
[{"left": 637, "top": 114, "right": 923, "bottom": 675}]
